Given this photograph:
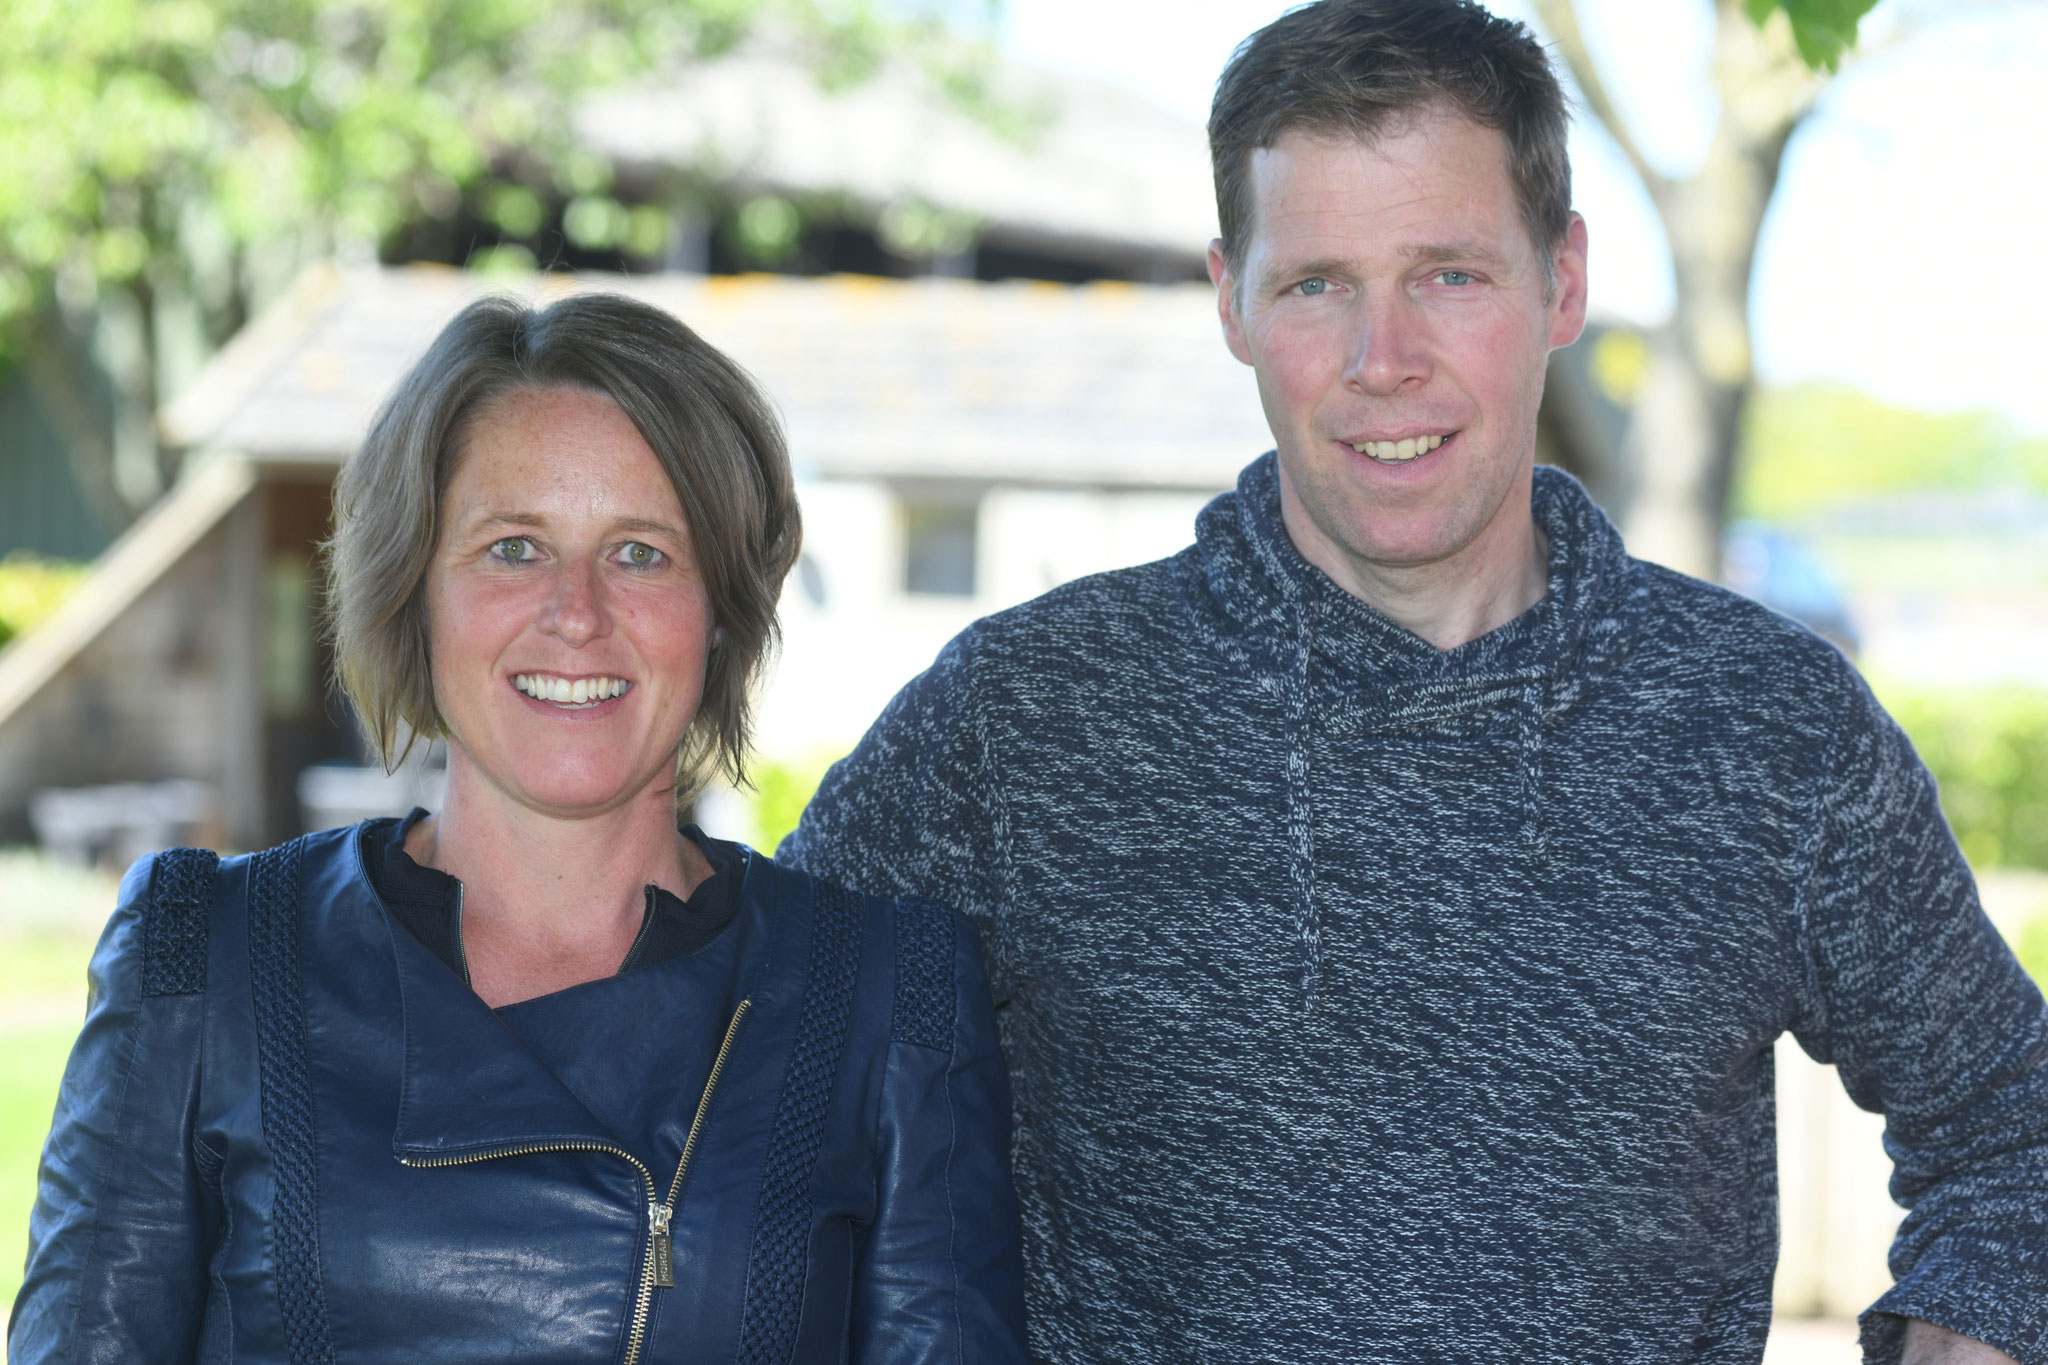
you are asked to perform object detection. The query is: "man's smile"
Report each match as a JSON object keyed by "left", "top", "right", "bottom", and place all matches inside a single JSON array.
[{"left": 1341, "top": 431, "right": 1456, "bottom": 464}]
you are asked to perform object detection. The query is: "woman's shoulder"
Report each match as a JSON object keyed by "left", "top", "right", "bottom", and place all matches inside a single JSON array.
[{"left": 738, "top": 849, "right": 981, "bottom": 1052}]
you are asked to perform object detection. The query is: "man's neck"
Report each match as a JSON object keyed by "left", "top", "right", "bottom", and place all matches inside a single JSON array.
[{"left": 1279, "top": 495, "right": 1550, "bottom": 652}]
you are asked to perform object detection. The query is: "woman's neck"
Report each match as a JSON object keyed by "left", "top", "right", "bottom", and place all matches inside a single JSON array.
[{"left": 402, "top": 761, "right": 712, "bottom": 1007}]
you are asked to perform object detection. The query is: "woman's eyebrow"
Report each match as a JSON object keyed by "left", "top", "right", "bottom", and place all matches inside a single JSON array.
[
  {"left": 469, "top": 511, "right": 547, "bottom": 532},
  {"left": 614, "top": 517, "right": 687, "bottom": 540},
  {"left": 463, "top": 513, "right": 683, "bottom": 538}
]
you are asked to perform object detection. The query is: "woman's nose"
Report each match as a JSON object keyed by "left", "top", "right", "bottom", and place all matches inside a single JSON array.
[{"left": 539, "top": 561, "right": 612, "bottom": 645}]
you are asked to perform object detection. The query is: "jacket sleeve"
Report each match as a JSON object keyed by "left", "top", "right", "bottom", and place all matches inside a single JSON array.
[
  {"left": 850, "top": 900, "right": 1027, "bottom": 1363},
  {"left": 1787, "top": 673, "right": 2048, "bottom": 1364},
  {"left": 7, "top": 854, "right": 218, "bottom": 1365},
  {"left": 778, "top": 632, "right": 1016, "bottom": 1001}
]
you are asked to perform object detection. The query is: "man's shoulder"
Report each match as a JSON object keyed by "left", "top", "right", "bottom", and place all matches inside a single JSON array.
[
  {"left": 954, "top": 552, "right": 1192, "bottom": 659},
  {"left": 1629, "top": 557, "right": 1863, "bottom": 704}
]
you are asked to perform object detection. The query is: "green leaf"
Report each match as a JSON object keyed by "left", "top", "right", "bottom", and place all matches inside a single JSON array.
[{"left": 1747, "top": 0, "right": 1881, "bottom": 73}]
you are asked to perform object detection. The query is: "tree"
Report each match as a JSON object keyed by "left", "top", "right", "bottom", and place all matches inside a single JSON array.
[
  {"left": 0, "top": 0, "right": 962, "bottom": 526},
  {"left": 1531, "top": 0, "right": 1879, "bottom": 577}
]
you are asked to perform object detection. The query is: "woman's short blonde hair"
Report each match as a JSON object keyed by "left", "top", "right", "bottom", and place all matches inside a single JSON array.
[{"left": 324, "top": 291, "right": 801, "bottom": 801}]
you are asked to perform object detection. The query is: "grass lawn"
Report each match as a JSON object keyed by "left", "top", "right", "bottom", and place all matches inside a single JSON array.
[
  {"left": 0, "top": 917, "right": 95, "bottom": 1340},
  {"left": 2, "top": 1025, "right": 81, "bottom": 1309}
]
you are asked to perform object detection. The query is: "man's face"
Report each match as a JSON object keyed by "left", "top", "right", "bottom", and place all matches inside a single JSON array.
[{"left": 1208, "top": 108, "right": 1587, "bottom": 598}]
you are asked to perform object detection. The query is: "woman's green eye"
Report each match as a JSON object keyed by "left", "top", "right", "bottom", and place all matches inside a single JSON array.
[
  {"left": 623, "top": 542, "right": 659, "bottom": 567},
  {"left": 494, "top": 537, "right": 532, "bottom": 561}
]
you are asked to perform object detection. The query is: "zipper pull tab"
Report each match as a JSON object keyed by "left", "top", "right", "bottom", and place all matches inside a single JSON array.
[{"left": 649, "top": 1203, "right": 675, "bottom": 1288}]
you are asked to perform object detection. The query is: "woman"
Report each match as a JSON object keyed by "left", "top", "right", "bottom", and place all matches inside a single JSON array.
[{"left": 10, "top": 292, "right": 1027, "bottom": 1362}]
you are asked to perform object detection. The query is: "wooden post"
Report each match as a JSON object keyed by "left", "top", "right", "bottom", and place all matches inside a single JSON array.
[{"left": 219, "top": 481, "right": 266, "bottom": 850}]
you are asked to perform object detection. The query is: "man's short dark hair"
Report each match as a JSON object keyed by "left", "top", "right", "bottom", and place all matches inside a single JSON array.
[{"left": 1209, "top": 0, "right": 1572, "bottom": 285}]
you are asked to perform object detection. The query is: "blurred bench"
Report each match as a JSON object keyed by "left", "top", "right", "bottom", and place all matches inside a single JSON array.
[{"left": 29, "top": 780, "right": 215, "bottom": 870}]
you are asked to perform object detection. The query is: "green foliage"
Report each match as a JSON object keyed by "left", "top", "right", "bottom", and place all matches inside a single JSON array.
[
  {"left": 0, "top": 553, "right": 88, "bottom": 650},
  {"left": 1882, "top": 686, "right": 2048, "bottom": 873},
  {"left": 1743, "top": 0, "right": 1881, "bottom": 72},
  {"left": 2018, "top": 914, "right": 2048, "bottom": 989},
  {"left": 1733, "top": 384, "right": 2048, "bottom": 521},
  {"left": 745, "top": 750, "right": 844, "bottom": 852},
  {"left": 0, "top": 0, "right": 967, "bottom": 374}
]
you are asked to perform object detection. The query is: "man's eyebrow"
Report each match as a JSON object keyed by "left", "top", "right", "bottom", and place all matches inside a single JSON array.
[
  {"left": 1261, "top": 243, "right": 1511, "bottom": 283},
  {"left": 1271, "top": 256, "right": 1352, "bottom": 280},
  {"left": 1403, "top": 241, "right": 1510, "bottom": 267}
]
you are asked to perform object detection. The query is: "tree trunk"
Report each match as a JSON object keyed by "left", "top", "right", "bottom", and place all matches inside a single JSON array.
[
  {"left": 1537, "top": 0, "right": 1815, "bottom": 580},
  {"left": 21, "top": 313, "right": 130, "bottom": 535}
]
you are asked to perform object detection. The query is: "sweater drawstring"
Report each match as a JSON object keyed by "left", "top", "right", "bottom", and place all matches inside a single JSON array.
[
  {"left": 1518, "top": 677, "right": 1547, "bottom": 864},
  {"left": 1286, "top": 594, "right": 1322, "bottom": 1010}
]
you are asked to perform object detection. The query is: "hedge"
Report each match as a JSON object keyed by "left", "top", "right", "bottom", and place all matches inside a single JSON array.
[
  {"left": 1883, "top": 685, "right": 2048, "bottom": 872},
  {"left": 0, "top": 553, "right": 87, "bottom": 651}
]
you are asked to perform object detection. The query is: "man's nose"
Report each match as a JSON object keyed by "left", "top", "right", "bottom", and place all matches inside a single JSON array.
[
  {"left": 539, "top": 560, "right": 612, "bottom": 645},
  {"left": 1346, "top": 290, "right": 1432, "bottom": 396}
]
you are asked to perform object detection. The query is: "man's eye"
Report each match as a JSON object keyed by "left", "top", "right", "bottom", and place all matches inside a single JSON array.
[
  {"left": 1435, "top": 270, "right": 1475, "bottom": 286},
  {"left": 492, "top": 537, "right": 534, "bottom": 562},
  {"left": 1294, "top": 278, "right": 1329, "bottom": 296},
  {"left": 620, "top": 542, "right": 663, "bottom": 568}
]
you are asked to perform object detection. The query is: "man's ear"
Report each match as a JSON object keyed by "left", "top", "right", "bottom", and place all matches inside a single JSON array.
[
  {"left": 1207, "top": 239, "right": 1255, "bottom": 367},
  {"left": 1548, "top": 212, "right": 1590, "bottom": 351}
]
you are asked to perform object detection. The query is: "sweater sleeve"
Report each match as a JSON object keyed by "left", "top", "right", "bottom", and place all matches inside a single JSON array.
[
  {"left": 1787, "top": 673, "right": 2048, "bottom": 1364},
  {"left": 850, "top": 900, "right": 1027, "bottom": 1363},
  {"left": 779, "top": 632, "right": 1015, "bottom": 999},
  {"left": 8, "top": 854, "right": 219, "bottom": 1365}
]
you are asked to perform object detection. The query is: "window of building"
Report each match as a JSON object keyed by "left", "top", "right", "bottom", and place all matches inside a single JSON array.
[{"left": 901, "top": 497, "right": 978, "bottom": 597}]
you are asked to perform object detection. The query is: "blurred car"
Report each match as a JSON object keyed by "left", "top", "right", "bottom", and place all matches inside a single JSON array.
[{"left": 1721, "top": 520, "right": 1861, "bottom": 657}]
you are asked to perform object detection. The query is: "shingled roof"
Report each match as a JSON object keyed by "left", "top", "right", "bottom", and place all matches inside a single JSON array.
[
  {"left": 577, "top": 45, "right": 1217, "bottom": 261},
  {"left": 160, "top": 264, "right": 1273, "bottom": 492}
]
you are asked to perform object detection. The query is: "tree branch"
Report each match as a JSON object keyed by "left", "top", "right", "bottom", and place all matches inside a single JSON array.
[{"left": 1530, "top": 0, "right": 1673, "bottom": 201}]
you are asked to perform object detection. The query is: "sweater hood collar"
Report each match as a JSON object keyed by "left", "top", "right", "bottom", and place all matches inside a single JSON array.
[{"left": 1177, "top": 452, "right": 1650, "bottom": 722}]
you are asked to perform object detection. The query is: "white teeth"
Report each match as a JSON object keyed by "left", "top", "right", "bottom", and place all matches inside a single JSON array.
[
  {"left": 515, "top": 674, "right": 628, "bottom": 704},
  {"left": 1350, "top": 433, "right": 1447, "bottom": 462}
]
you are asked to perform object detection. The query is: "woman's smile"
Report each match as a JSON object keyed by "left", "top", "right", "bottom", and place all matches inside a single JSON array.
[{"left": 512, "top": 672, "right": 634, "bottom": 708}]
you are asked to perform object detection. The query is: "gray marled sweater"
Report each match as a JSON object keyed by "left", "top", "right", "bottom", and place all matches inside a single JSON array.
[{"left": 780, "top": 456, "right": 2048, "bottom": 1364}]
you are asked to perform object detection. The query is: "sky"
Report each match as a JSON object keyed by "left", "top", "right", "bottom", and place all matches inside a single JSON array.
[{"left": 991, "top": 0, "right": 2048, "bottom": 433}]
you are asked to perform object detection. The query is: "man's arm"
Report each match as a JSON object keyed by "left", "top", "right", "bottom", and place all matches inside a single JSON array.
[
  {"left": 780, "top": 633, "right": 1014, "bottom": 992},
  {"left": 1790, "top": 671, "right": 2048, "bottom": 1365}
]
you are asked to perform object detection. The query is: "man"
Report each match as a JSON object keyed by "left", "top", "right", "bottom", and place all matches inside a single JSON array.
[{"left": 781, "top": 2, "right": 2048, "bottom": 1360}]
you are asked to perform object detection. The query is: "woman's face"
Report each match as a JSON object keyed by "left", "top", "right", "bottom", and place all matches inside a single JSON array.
[{"left": 425, "top": 385, "right": 714, "bottom": 820}]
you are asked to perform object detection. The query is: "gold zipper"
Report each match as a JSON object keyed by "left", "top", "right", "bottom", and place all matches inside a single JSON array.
[{"left": 398, "top": 997, "right": 753, "bottom": 1365}]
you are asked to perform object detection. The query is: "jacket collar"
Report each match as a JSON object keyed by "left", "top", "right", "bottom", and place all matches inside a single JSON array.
[
  {"left": 328, "top": 822, "right": 625, "bottom": 1160},
  {"left": 384, "top": 898, "right": 624, "bottom": 1160}
]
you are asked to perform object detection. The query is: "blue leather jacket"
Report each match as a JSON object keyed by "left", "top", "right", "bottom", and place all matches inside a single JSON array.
[{"left": 10, "top": 823, "right": 1027, "bottom": 1363}]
